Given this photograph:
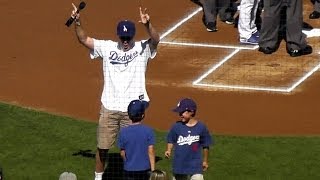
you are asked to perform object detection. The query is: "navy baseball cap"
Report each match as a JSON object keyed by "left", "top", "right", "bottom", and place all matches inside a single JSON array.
[
  {"left": 117, "top": 20, "right": 136, "bottom": 38},
  {"left": 173, "top": 98, "right": 197, "bottom": 113},
  {"left": 128, "top": 100, "right": 149, "bottom": 117}
]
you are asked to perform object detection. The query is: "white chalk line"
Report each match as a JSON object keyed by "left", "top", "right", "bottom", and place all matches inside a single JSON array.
[{"left": 158, "top": 7, "right": 320, "bottom": 93}]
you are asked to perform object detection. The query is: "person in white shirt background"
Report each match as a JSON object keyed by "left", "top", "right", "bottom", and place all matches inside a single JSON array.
[{"left": 238, "top": 0, "right": 260, "bottom": 45}]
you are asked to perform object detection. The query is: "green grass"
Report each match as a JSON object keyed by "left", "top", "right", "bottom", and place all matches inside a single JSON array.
[{"left": 1, "top": 102, "right": 320, "bottom": 180}]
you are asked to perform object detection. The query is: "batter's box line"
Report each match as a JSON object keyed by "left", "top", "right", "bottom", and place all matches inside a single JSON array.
[
  {"left": 160, "top": 41, "right": 258, "bottom": 50},
  {"left": 192, "top": 49, "right": 320, "bottom": 93},
  {"left": 158, "top": 6, "right": 320, "bottom": 93}
]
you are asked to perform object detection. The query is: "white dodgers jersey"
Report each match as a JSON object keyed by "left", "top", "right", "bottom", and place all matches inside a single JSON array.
[{"left": 90, "top": 39, "right": 156, "bottom": 112}]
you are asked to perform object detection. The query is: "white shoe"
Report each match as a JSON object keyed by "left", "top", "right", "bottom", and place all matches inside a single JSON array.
[
  {"left": 239, "top": 35, "right": 259, "bottom": 45},
  {"left": 94, "top": 172, "right": 103, "bottom": 180}
]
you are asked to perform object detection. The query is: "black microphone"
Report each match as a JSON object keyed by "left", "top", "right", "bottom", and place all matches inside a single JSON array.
[{"left": 65, "top": 1, "right": 86, "bottom": 27}]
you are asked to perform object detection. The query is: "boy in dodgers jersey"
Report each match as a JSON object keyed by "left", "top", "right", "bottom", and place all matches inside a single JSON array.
[
  {"left": 165, "top": 98, "right": 213, "bottom": 180},
  {"left": 118, "top": 100, "right": 155, "bottom": 180},
  {"left": 68, "top": 3, "right": 160, "bottom": 180}
]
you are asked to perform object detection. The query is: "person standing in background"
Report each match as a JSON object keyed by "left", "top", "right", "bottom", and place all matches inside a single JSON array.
[
  {"left": 238, "top": 0, "right": 260, "bottom": 45},
  {"left": 258, "top": 0, "right": 312, "bottom": 57},
  {"left": 309, "top": 0, "right": 320, "bottom": 19},
  {"left": 201, "top": 0, "right": 235, "bottom": 32}
]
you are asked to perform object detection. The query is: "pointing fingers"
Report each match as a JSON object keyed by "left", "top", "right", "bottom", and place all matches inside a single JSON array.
[
  {"left": 71, "top": 3, "right": 79, "bottom": 19},
  {"left": 72, "top": 3, "right": 77, "bottom": 12},
  {"left": 139, "top": 7, "right": 150, "bottom": 24}
]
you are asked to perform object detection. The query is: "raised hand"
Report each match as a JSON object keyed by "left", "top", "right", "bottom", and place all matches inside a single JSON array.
[
  {"left": 71, "top": 3, "right": 80, "bottom": 20},
  {"left": 139, "top": 7, "right": 150, "bottom": 24}
]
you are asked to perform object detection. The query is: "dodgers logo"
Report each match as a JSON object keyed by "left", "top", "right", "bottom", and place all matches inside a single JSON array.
[
  {"left": 123, "top": 25, "right": 128, "bottom": 32},
  {"left": 177, "top": 134, "right": 200, "bottom": 145},
  {"left": 109, "top": 51, "right": 139, "bottom": 66}
]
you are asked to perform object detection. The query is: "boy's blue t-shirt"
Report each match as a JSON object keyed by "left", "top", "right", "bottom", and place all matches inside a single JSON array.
[
  {"left": 167, "top": 121, "right": 213, "bottom": 175},
  {"left": 118, "top": 124, "right": 155, "bottom": 171}
]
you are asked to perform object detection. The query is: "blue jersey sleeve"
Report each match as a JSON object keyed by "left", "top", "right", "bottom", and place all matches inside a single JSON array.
[
  {"left": 148, "top": 128, "right": 155, "bottom": 146},
  {"left": 200, "top": 125, "right": 213, "bottom": 147},
  {"left": 167, "top": 125, "right": 177, "bottom": 144}
]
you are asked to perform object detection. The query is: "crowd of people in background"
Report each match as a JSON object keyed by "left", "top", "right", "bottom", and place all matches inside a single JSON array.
[{"left": 193, "top": 0, "right": 316, "bottom": 57}]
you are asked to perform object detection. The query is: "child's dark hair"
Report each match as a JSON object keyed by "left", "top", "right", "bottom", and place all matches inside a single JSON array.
[
  {"left": 128, "top": 113, "right": 144, "bottom": 123},
  {"left": 179, "top": 110, "right": 196, "bottom": 117}
]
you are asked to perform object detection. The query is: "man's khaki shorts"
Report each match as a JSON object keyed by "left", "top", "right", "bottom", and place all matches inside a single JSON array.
[{"left": 97, "top": 105, "right": 131, "bottom": 149}]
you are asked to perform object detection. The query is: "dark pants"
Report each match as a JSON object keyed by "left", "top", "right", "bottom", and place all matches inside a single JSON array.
[
  {"left": 312, "top": 0, "right": 320, "bottom": 12},
  {"left": 259, "top": 0, "right": 307, "bottom": 50},
  {"left": 123, "top": 170, "right": 150, "bottom": 180},
  {"left": 201, "top": 0, "right": 232, "bottom": 23}
]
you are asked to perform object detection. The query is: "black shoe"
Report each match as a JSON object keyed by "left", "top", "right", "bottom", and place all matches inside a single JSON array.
[
  {"left": 287, "top": 45, "right": 313, "bottom": 57},
  {"left": 224, "top": 17, "right": 235, "bottom": 25},
  {"left": 309, "top": 11, "right": 320, "bottom": 19},
  {"left": 258, "top": 47, "right": 276, "bottom": 54},
  {"left": 206, "top": 22, "right": 218, "bottom": 32}
]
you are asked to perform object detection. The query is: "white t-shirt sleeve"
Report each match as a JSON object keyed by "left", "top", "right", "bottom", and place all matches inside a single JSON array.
[
  {"left": 141, "top": 39, "right": 157, "bottom": 60},
  {"left": 149, "top": 43, "right": 157, "bottom": 59},
  {"left": 90, "top": 39, "right": 110, "bottom": 59}
]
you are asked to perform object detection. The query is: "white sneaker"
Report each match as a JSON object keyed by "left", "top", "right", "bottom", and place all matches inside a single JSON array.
[
  {"left": 239, "top": 35, "right": 259, "bottom": 45},
  {"left": 94, "top": 172, "right": 103, "bottom": 180}
]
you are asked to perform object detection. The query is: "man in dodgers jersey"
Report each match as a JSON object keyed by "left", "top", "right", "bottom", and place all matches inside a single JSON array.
[
  {"left": 165, "top": 98, "right": 213, "bottom": 180},
  {"left": 68, "top": 3, "right": 160, "bottom": 180}
]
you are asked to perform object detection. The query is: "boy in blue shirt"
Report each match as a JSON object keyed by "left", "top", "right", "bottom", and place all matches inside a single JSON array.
[
  {"left": 118, "top": 100, "right": 155, "bottom": 180},
  {"left": 165, "top": 98, "right": 213, "bottom": 180}
]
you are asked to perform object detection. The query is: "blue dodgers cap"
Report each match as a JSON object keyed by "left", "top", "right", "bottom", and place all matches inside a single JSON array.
[
  {"left": 173, "top": 98, "right": 197, "bottom": 113},
  {"left": 117, "top": 20, "right": 136, "bottom": 37},
  {"left": 128, "top": 100, "right": 149, "bottom": 117}
]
